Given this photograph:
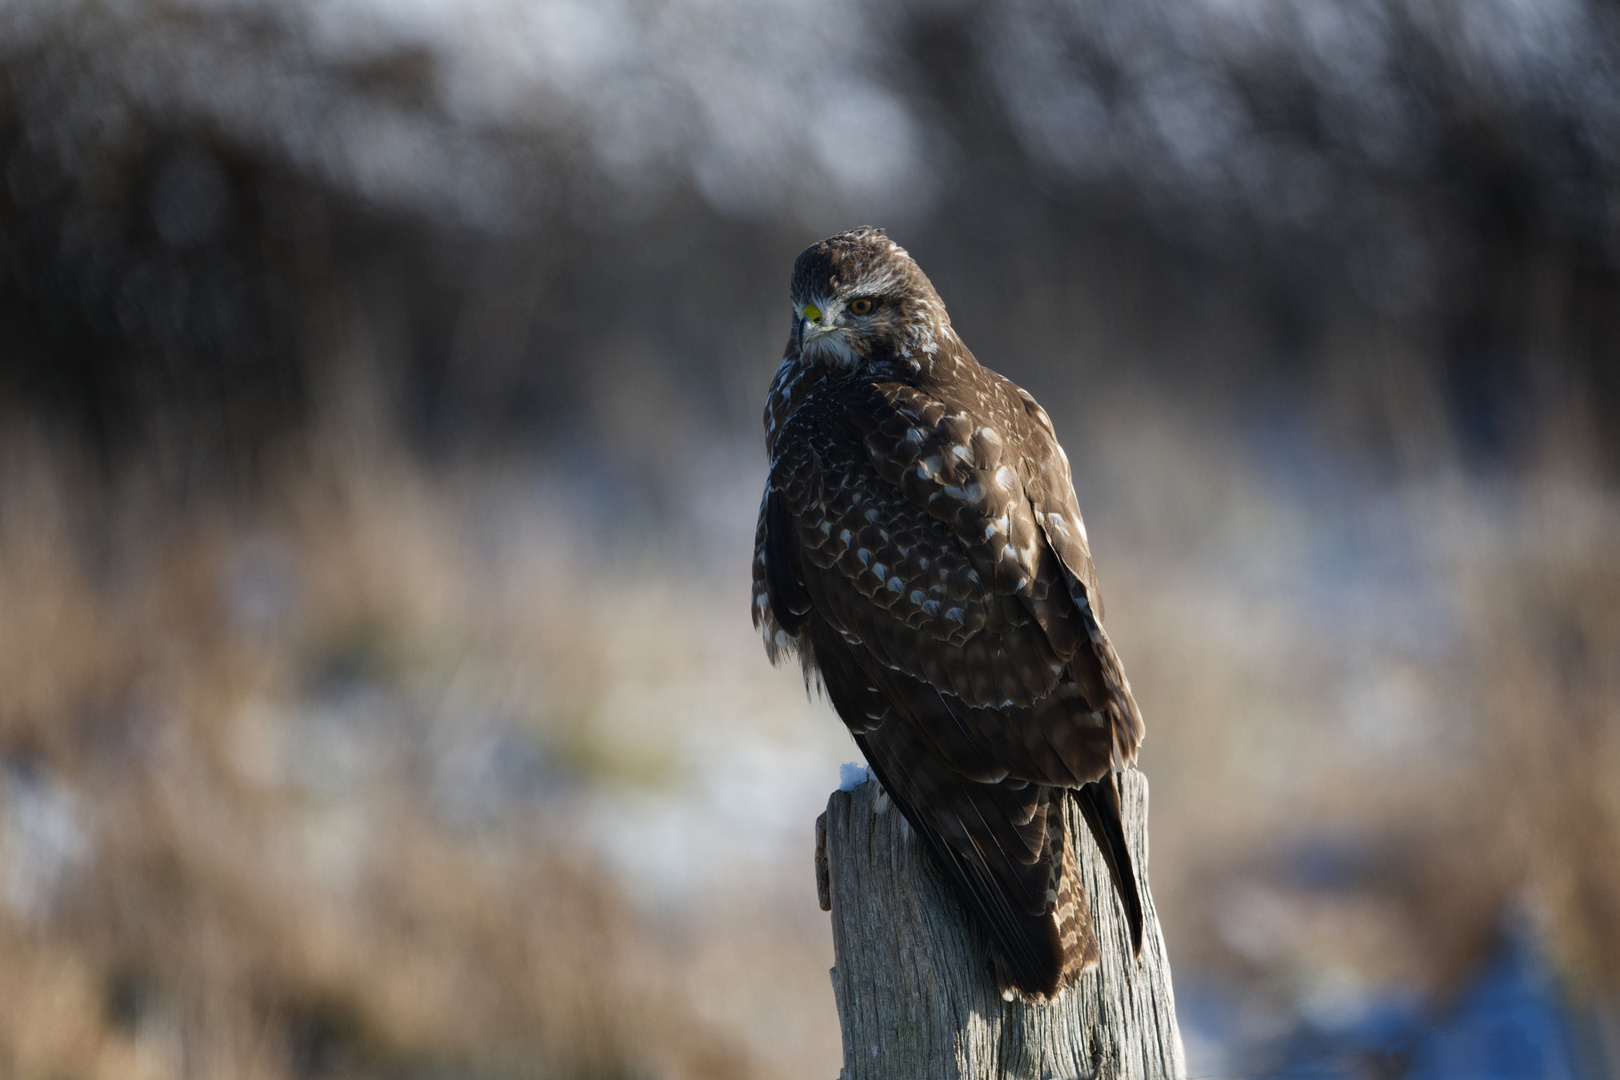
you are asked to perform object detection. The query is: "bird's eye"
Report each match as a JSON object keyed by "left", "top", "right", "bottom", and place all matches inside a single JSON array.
[{"left": 849, "top": 298, "right": 874, "bottom": 316}]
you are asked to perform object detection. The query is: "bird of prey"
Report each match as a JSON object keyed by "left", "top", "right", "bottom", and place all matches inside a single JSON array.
[{"left": 752, "top": 227, "right": 1145, "bottom": 999}]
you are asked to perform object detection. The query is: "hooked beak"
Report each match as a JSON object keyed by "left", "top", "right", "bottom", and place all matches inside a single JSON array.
[
  {"left": 797, "top": 302, "right": 829, "bottom": 352},
  {"left": 799, "top": 303, "right": 833, "bottom": 340}
]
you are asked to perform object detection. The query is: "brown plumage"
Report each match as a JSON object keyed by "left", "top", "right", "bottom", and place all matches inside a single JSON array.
[{"left": 753, "top": 227, "right": 1145, "bottom": 999}]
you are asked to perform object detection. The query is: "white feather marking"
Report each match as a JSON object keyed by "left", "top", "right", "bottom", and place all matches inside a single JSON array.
[
  {"left": 801, "top": 327, "right": 860, "bottom": 368},
  {"left": 994, "top": 466, "right": 1018, "bottom": 491},
  {"left": 950, "top": 444, "right": 974, "bottom": 464}
]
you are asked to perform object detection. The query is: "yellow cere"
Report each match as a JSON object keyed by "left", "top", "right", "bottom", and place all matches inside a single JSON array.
[{"left": 803, "top": 303, "right": 822, "bottom": 322}]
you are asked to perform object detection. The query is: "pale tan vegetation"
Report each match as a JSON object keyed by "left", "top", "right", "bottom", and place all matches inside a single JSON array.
[
  {"left": 3, "top": 398, "right": 1616, "bottom": 1079},
  {"left": 0, "top": 429, "right": 804, "bottom": 1080}
]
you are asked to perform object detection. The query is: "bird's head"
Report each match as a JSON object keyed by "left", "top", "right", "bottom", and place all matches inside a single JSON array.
[{"left": 787, "top": 227, "right": 949, "bottom": 370}]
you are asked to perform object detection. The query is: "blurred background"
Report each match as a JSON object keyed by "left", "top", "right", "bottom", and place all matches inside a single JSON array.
[{"left": 2, "top": 0, "right": 1619, "bottom": 1076}]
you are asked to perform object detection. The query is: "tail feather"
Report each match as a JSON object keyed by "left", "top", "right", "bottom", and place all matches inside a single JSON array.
[
  {"left": 855, "top": 735, "right": 1084, "bottom": 998},
  {"left": 1076, "top": 772, "right": 1145, "bottom": 956},
  {"left": 1050, "top": 817, "right": 1101, "bottom": 988}
]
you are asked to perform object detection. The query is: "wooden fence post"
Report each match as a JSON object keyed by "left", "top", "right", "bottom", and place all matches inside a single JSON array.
[{"left": 816, "top": 767, "right": 1185, "bottom": 1080}]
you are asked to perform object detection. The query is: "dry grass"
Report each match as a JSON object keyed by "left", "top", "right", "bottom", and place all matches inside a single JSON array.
[
  {"left": 2, "top": 399, "right": 1618, "bottom": 1079},
  {"left": 0, "top": 430, "right": 777, "bottom": 1080},
  {"left": 1462, "top": 478, "right": 1620, "bottom": 997}
]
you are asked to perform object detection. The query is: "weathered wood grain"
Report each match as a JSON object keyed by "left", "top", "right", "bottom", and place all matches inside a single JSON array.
[{"left": 820, "top": 767, "right": 1184, "bottom": 1080}]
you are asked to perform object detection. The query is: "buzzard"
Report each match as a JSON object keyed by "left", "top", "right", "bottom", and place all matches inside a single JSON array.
[{"left": 752, "top": 228, "right": 1145, "bottom": 999}]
